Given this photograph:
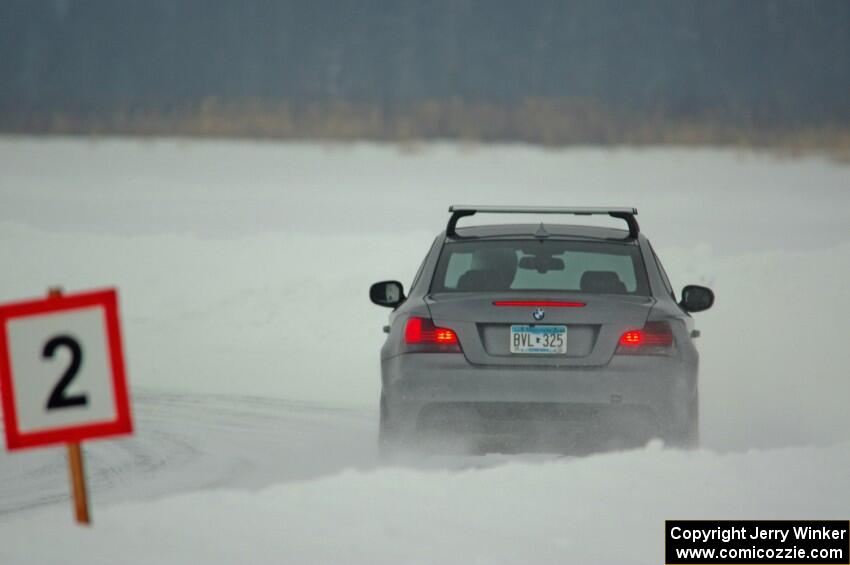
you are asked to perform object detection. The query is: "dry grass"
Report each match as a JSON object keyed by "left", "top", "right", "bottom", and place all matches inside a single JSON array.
[{"left": 4, "top": 98, "right": 849, "bottom": 160}]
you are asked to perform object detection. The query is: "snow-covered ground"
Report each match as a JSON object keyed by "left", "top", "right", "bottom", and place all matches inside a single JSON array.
[{"left": 0, "top": 137, "right": 848, "bottom": 563}]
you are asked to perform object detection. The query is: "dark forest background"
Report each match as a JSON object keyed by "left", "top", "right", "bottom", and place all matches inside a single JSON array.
[{"left": 2, "top": 0, "right": 849, "bottom": 147}]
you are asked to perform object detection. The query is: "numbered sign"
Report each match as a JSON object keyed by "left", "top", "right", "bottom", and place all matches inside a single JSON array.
[{"left": 0, "top": 288, "right": 132, "bottom": 450}]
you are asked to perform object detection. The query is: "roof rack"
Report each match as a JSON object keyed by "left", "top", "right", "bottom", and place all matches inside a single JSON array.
[{"left": 446, "top": 205, "right": 640, "bottom": 239}]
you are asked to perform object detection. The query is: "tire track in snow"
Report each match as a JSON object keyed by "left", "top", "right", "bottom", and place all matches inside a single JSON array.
[{"left": 0, "top": 391, "right": 378, "bottom": 519}]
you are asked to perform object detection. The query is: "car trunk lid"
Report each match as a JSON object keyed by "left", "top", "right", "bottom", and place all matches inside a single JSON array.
[{"left": 425, "top": 293, "right": 655, "bottom": 367}]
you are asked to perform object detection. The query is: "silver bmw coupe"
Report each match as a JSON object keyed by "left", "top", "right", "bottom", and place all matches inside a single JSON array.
[{"left": 370, "top": 206, "right": 714, "bottom": 454}]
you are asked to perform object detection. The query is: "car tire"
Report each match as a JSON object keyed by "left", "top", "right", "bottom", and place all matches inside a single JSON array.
[
  {"left": 684, "top": 391, "right": 700, "bottom": 448},
  {"left": 662, "top": 392, "right": 699, "bottom": 449},
  {"left": 378, "top": 392, "right": 402, "bottom": 460}
]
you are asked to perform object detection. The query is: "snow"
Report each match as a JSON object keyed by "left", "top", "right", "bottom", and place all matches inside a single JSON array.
[
  {"left": 0, "top": 137, "right": 848, "bottom": 563},
  {"left": 2, "top": 442, "right": 849, "bottom": 564}
]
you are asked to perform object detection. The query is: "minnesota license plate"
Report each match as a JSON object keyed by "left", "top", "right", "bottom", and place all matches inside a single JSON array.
[{"left": 510, "top": 325, "right": 567, "bottom": 354}]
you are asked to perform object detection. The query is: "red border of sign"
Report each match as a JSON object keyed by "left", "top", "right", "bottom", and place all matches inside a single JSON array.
[{"left": 0, "top": 288, "right": 133, "bottom": 450}]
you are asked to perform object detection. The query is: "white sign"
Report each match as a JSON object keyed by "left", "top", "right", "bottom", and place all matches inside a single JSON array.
[{"left": 0, "top": 289, "right": 132, "bottom": 450}]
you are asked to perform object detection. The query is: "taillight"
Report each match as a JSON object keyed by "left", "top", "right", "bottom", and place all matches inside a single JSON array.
[
  {"left": 616, "top": 321, "right": 675, "bottom": 355},
  {"left": 403, "top": 317, "right": 461, "bottom": 352}
]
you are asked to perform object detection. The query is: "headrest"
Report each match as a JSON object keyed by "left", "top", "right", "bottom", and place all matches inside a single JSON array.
[
  {"left": 471, "top": 249, "right": 517, "bottom": 272},
  {"left": 457, "top": 269, "right": 510, "bottom": 291},
  {"left": 580, "top": 271, "right": 627, "bottom": 294}
]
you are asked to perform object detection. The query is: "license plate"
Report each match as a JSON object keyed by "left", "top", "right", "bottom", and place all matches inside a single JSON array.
[{"left": 510, "top": 325, "right": 567, "bottom": 354}]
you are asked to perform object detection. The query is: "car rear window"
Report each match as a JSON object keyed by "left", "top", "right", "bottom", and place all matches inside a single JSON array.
[{"left": 431, "top": 240, "right": 649, "bottom": 295}]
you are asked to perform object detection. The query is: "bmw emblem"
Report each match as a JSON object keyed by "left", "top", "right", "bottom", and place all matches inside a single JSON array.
[{"left": 532, "top": 308, "right": 545, "bottom": 321}]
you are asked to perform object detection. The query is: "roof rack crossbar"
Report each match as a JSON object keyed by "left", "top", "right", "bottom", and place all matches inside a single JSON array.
[{"left": 446, "top": 205, "right": 639, "bottom": 239}]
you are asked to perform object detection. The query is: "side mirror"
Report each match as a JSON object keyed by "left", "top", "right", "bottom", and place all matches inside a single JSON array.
[
  {"left": 680, "top": 285, "right": 714, "bottom": 313},
  {"left": 370, "top": 280, "right": 405, "bottom": 308}
]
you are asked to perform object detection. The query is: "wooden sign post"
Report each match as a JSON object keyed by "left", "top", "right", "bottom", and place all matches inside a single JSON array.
[
  {"left": 66, "top": 441, "right": 90, "bottom": 523},
  {"left": 0, "top": 287, "right": 133, "bottom": 525}
]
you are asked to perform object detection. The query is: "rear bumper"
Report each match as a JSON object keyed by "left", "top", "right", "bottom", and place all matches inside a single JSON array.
[{"left": 381, "top": 353, "right": 696, "bottom": 442}]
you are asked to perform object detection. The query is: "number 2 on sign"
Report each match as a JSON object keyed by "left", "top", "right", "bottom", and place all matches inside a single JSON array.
[{"left": 43, "top": 335, "right": 88, "bottom": 410}]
